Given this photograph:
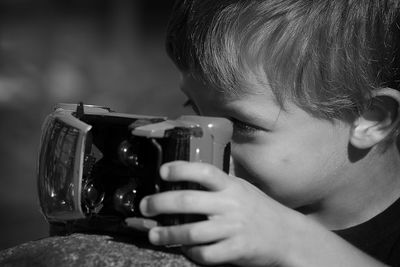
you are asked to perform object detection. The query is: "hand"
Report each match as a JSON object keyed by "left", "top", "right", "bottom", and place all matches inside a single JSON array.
[{"left": 138, "top": 161, "right": 302, "bottom": 266}]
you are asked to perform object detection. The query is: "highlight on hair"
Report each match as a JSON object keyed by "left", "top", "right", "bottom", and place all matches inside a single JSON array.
[{"left": 166, "top": 0, "right": 400, "bottom": 120}]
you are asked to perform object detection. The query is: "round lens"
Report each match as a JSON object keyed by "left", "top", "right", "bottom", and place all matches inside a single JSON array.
[
  {"left": 118, "top": 140, "right": 142, "bottom": 169},
  {"left": 82, "top": 180, "right": 105, "bottom": 211}
]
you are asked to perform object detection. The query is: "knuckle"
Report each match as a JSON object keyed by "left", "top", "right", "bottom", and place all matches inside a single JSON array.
[
  {"left": 224, "top": 197, "right": 241, "bottom": 210},
  {"left": 161, "top": 226, "right": 178, "bottom": 244},
  {"left": 231, "top": 177, "right": 245, "bottom": 190},
  {"left": 199, "top": 164, "right": 216, "bottom": 178},
  {"left": 159, "top": 226, "right": 169, "bottom": 238},
  {"left": 163, "top": 227, "right": 175, "bottom": 243},
  {"left": 230, "top": 219, "right": 246, "bottom": 233},
  {"left": 185, "top": 246, "right": 219, "bottom": 265},
  {"left": 196, "top": 247, "right": 214, "bottom": 263},
  {"left": 179, "top": 192, "right": 195, "bottom": 209},
  {"left": 187, "top": 226, "right": 199, "bottom": 241},
  {"left": 229, "top": 240, "right": 243, "bottom": 257}
]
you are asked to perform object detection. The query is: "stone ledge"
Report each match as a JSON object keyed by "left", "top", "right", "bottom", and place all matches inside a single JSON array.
[{"left": 0, "top": 233, "right": 199, "bottom": 267}]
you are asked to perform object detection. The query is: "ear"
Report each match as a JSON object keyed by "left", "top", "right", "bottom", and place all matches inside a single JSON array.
[{"left": 350, "top": 88, "right": 400, "bottom": 149}]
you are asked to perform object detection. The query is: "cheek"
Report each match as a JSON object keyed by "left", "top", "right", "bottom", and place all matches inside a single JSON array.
[
  {"left": 232, "top": 142, "right": 313, "bottom": 182},
  {"left": 231, "top": 129, "right": 350, "bottom": 203},
  {"left": 267, "top": 124, "right": 350, "bottom": 177}
]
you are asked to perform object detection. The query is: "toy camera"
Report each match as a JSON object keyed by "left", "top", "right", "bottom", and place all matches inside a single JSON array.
[{"left": 37, "top": 103, "right": 232, "bottom": 229}]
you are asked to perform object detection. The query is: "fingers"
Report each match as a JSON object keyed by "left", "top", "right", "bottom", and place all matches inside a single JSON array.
[
  {"left": 160, "top": 161, "right": 230, "bottom": 191},
  {"left": 124, "top": 217, "right": 158, "bottom": 231},
  {"left": 183, "top": 238, "right": 245, "bottom": 266},
  {"left": 141, "top": 161, "right": 247, "bottom": 265},
  {"left": 140, "top": 161, "right": 235, "bottom": 217},
  {"left": 148, "top": 219, "right": 235, "bottom": 246},
  {"left": 140, "top": 190, "right": 232, "bottom": 217}
]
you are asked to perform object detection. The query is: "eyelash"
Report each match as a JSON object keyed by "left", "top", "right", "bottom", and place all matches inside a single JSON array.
[
  {"left": 230, "top": 118, "right": 262, "bottom": 135},
  {"left": 183, "top": 99, "right": 263, "bottom": 136}
]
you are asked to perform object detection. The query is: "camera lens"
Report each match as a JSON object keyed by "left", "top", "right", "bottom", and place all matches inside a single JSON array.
[
  {"left": 113, "top": 184, "right": 138, "bottom": 215},
  {"left": 118, "top": 140, "right": 142, "bottom": 169},
  {"left": 82, "top": 180, "right": 105, "bottom": 211}
]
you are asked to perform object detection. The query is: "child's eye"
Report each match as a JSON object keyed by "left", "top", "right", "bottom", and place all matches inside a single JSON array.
[
  {"left": 183, "top": 100, "right": 263, "bottom": 137},
  {"left": 231, "top": 118, "right": 263, "bottom": 136},
  {"left": 183, "top": 99, "right": 201, "bottom": 115}
]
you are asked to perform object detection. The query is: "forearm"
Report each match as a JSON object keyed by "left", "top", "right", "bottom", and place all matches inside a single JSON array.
[{"left": 284, "top": 215, "right": 388, "bottom": 267}]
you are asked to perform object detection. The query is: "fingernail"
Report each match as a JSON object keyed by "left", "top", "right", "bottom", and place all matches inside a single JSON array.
[
  {"left": 149, "top": 228, "right": 160, "bottom": 244},
  {"left": 139, "top": 197, "right": 149, "bottom": 215},
  {"left": 160, "top": 164, "right": 170, "bottom": 180}
]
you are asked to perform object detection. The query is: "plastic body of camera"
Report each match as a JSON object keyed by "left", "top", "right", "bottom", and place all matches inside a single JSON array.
[{"left": 37, "top": 103, "right": 232, "bottom": 231}]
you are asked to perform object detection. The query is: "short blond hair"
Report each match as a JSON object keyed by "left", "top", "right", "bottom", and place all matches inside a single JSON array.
[{"left": 166, "top": 0, "right": 400, "bottom": 120}]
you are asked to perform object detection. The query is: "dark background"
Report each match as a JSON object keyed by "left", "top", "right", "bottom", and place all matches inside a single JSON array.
[{"left": 0, "top": 0, "right": 188, "bottom": 250}]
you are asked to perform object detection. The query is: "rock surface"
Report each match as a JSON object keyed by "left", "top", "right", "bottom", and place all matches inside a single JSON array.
[{"left": 0, "top": 233, "right": 199, "bottom": 267}]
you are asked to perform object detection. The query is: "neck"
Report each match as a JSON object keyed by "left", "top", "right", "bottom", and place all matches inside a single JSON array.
[{"left": 305, "top": 144, "right": 400, "bottom": 230}]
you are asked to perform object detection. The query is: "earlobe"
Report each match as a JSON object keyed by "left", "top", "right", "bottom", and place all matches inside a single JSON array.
[{"left": 350, "top": 88, "right": 400, "bottom": 149}]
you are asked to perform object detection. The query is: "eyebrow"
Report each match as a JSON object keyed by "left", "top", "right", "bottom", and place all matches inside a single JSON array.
[
  {"left": 180, "top": 75, "right": 284, "bottom": 128},
  {"left": 225, "top": 97, "right": 283, "bottom": 130}
]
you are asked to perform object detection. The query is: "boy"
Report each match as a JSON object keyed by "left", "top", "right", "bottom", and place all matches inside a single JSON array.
[{"left": 132, "top": 1, "right": 400, "bottom": 266}]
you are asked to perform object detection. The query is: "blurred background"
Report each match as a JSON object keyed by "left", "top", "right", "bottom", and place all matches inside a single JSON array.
[{"left": 0, "top": 0, "right": 187, "bottom": 250}]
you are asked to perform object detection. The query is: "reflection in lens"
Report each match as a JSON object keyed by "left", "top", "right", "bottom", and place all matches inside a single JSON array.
[
  {"left": 118, "top": 140, "right": 141, "bottom": 169},
  {"left": 82, "top": 180, "right": 105, "bottom": 211},
  {"left": 113, "top": 183, "right": 138, "bottom": 216}
]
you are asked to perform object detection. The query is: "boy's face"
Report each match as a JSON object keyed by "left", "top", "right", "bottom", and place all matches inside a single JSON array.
[{"left": 181, "top": 73, "right": 354, "bottom": 209}]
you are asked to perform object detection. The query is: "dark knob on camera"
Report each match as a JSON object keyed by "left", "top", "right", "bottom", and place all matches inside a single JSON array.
[
  {"left": 82, "top": 180, "right": 105, "bottom": 211},
  {"left": 118, "top": 140, "right": 142, "bottom": 169},
  {"left": 113, "top": 184, "right": 138, "bottom": 215}
]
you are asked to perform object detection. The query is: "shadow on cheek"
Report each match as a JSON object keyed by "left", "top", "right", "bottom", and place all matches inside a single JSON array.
[
  {"left": 347, "top": 142, "right": 371, "bottom": 163},
  {"left": 230, "top": 158, "right": 252, "bottom": 179}
]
